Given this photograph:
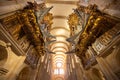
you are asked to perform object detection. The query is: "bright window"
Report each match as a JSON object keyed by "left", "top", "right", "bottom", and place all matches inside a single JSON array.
[
  {"left": 54, "top": 68, "right": 64, "bottom": 75},
  {"left": 54, "top": 69, "right": 59, "bottom": 74},
  {"left": 59, "top": 68, "right": 64, "bottom": 74}
]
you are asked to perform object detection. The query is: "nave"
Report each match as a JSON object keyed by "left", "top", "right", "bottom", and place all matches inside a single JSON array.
[{"left": 0, "top": 0, "right": 120, "bottom": 80}]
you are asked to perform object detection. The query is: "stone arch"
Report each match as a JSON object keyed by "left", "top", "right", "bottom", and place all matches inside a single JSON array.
[
  {"left": 91, "top": 68, "right": 106, "bottom": 80},
  {"left": 16, "top": 67, "right": 31, "bottom": 80}
]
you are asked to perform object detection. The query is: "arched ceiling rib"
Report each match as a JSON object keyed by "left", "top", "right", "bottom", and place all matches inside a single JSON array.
[
  {"left": 51, "top": 46, "right": 68, "bottom": 51},
  {"left": 50, "top": 29, "right": 70, "bottom": 37},
  {"left": 52, "top": 48, "right": 67, "bottom": 52},
  {"left": 50, "top": 27, "right": 70, "bottom": 32},
  {"left": 54, "top": 50, "right": 66, "bottom": 53},
  {"left": 50, "top": 43, "right": 69, "bottom": 52},
  {"left": 52, "top": 34, "right": 68, "bottom": 39},
  {"left": 49, "top": 41, "right": 69, "bottom": 48},
  {"left": 53, "top": 54, "right": 65, "bottom": 59}
]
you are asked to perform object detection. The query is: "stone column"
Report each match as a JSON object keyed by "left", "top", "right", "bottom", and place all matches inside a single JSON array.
[
  {"left": 72, "top": 55, "right": 85, "bottom": 80},
  {"left": 96, "top": 57, "right": 119, "bottom": 80}
]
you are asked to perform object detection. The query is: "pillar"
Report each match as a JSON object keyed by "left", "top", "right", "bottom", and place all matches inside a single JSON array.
[{"left": 96, "top": 57, "right": 119, "bottom": 80}]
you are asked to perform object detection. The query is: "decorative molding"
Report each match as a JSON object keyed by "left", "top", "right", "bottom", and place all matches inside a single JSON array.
[
  {"left": 0, "top": 68, "right": 8, "bottom": 76},
  {"left": 98, "top": 34, "right": 120, "bottom": 57}
]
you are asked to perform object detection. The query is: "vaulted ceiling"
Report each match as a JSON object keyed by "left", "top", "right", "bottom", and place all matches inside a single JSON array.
[{"left": 45, "top": 0, "right": 78, "bottom": 79}]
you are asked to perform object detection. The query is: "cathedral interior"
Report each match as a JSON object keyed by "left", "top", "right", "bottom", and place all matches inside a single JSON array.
[{"left": 0, "top": 0, "right": 120, "bottom": 80}]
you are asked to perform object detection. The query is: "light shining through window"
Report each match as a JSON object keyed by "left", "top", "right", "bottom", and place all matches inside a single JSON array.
[
  {"left": 54, "top": 68, "right": 64, "bottom": 75},
  {"left": 59, "top": 69, "right": 64, "bottom": 74},
  {"left": 54, "top": 69, "right": 59, "bottom": 74}
]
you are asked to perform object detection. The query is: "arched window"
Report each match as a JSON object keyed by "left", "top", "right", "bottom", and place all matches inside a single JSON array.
[{"left": 54, "top": 68, "right": 64, "bottom": 75}]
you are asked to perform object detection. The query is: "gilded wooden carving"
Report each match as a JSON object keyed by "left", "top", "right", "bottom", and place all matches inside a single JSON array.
[
  {"left": 68, "top": 4, "right": 120, "bottom": 68},
  {"left": 0, "top": 2, "right": 53, "bottom": 57},
  {"left": 68, "top": 13, "right": 79, "bottom": 36}
]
